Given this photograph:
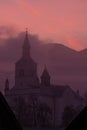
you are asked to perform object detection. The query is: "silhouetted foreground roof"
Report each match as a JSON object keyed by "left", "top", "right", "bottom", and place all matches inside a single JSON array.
[
  {"left": 0, "top": 92, "right": 23, "bottom": 130},
  {"left": 65, "top": 106, "right": 87, "bottom": 130}
]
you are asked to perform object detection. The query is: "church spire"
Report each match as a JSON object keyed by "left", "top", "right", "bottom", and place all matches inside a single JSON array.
[
  {"left": 22, "top": 29, "right": 31, "bottom": 59},
  {"left": 23, "top": 28, "right": 30, "bottom": 48},
  {"left": 41, "top": 65, "right": 51, "bottom": 86},
  {"left": 5, "top": 79, "right": 9, "bottom": 93}
]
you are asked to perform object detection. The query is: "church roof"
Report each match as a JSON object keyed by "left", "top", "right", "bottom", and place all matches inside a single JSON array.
[
  {"left": 7, "top": 84, "right": 69, "bottom": 98},
  {"left": 40, "top": 85, "right": 68, "bottom": 97},
  {"left": 68, "top": 87, "right": 84, "bottom": 101}
]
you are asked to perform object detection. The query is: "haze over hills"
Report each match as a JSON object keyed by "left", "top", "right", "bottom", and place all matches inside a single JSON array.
[
  {"left": 0, "top": 33, "right": 87, "bottom": 95},
  {"left": 32, "top": 43, "right": 87, "bottom": 95},
  {"left": 79, "top": 49, "right": 87, "bottom": 56}
]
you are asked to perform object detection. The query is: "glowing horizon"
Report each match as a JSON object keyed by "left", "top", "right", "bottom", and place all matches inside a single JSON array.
[{"left": 0, "top": 0, "right": 87, "bottom": 50}]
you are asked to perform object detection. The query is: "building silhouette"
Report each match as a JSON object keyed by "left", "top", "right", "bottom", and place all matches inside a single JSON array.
[
  {"left": 5, "top": 30, "right": 85, "bottom": 127},
  {"left": 15, "top": 30, "right": 39, "bottom": 87}
]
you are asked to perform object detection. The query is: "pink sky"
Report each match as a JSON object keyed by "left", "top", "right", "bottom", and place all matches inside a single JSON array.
[{"left": 0, "top": 0, "right": 87, "bottom": 50}]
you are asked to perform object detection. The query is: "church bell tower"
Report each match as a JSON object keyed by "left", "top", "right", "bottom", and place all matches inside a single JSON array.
[{"left": 15, "top": 30, "right": 39, "bottom": 88}]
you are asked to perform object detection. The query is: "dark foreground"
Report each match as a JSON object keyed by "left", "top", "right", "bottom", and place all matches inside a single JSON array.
[{"left": 23, "top": 128, "right": 65, "bottom": 130}]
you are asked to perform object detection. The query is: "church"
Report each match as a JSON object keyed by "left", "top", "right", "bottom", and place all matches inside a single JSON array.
[{"left": 4, "top": 30, "right": 85, "bottom": 127}]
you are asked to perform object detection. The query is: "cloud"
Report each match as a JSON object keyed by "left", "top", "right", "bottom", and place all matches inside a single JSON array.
[
  {"left": 0, "top": 27, "right": 42, "bottom": 64},
  {"left": 0, "top": 25, "right": 19, "bottom": 38},
  {"left": 0, "top": 0, "right": 87, "bottom": 50}
]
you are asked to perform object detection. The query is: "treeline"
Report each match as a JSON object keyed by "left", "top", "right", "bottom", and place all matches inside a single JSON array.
[{"left": 13, "top": 96, "right": 81, "bottom": 128}]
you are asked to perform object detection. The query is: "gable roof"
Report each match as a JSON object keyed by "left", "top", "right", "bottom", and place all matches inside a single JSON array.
[
  {"left": 40, "top": 85, "right": 68, "bottom": 97},
  {"left": 7, "top": 84, "right": 83, "bottom": 101}
]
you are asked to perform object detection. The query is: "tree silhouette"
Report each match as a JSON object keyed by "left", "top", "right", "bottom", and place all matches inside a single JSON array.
[
  {"left": 37, "top": 102, "right": 52, "bottom": 127},
  {"left": 15, "top": 96, "right": 52, "bottom": 127},
  {"left": 15, "top": 97, "right": 27, "bottom": 127},
  {"left": 62, "top": 105, "right": 77, "bottom": 128}
]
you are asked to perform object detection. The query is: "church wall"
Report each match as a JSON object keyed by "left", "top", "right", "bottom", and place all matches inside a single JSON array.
[
  {"left": 38, "top": 95, "right": 55, "bottom": 125},
  {"left": 15, "top": 61, "right": 39, "bottom": 87},
  {"left": 62, "top": 88, "right": 85, "bottom": 108},
  {"left": 55, "top": 88, "right": 85, "bottom": 126}
]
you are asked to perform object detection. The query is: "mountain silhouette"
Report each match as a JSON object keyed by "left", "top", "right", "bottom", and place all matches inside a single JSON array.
[{"left": 25, "top": 43, "right": 87, "bottom": 94}]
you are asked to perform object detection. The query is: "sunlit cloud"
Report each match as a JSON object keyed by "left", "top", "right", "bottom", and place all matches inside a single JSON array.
[
  {"left": 66, "top": 36, "right": 83, "bottom": 51},
  {"left": 0, "top": 0, "right": 87, "bottom": 50}
]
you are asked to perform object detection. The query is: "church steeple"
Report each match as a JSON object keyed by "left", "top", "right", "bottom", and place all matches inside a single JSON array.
[
  {"left": 22, "top": 29, "right": 31, "bottom": 59},
  {"left": 41, "top": 65, "right": 51, "bottom": 86},
  {"left": 5, "top": 79, "right": 9, "bottom": 93},
  {"left": 15, "top": 29, "right": 39, "bottom": 87}
]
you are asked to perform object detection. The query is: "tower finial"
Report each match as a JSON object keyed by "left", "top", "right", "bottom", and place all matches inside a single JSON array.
[
  {"left": 26, "top": 28, "right": 28, "bottom": 32},
  {"left": 25, "top": 28, "right": 28, "bottom": 36},
  {"left": 22, "top": 28, "right": 31, "bottom": 59},
  {"left": 44, "top": 64, "right": 46, "bottom": 69}
]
